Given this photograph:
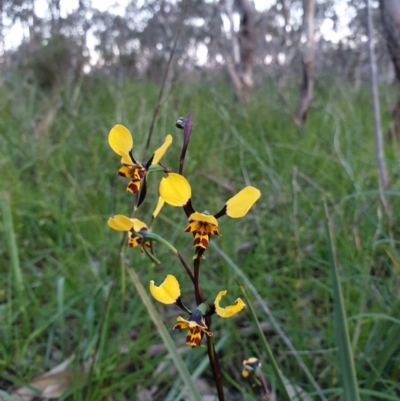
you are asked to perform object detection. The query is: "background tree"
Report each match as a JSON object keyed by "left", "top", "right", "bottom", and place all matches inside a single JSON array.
[
  {"left": 219, "top": 0, "right": 257, "bottom": 102},
  {"left": 294, "top": 0, "right": 316, "bottom": 126},
  {"left": 379, "top": 0, "right": 400, "bottom": 139}
]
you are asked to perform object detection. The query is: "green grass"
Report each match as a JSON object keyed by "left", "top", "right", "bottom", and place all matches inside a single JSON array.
[{"left": 0, "top": 74, "right": 400, "bottom": 400}]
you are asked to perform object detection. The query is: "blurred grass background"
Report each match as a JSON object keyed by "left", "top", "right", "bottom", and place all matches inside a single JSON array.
[{"left": 0, "top": 75, "right": 399, "bottom": 400}]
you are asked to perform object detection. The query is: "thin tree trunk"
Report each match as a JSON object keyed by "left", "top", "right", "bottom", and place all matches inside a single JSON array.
[
  {"left": 237, "top": 0, "right": 256, "bottom": 101},
  {"left": 379, "top": 0, "right": 400, "bottom": 139},
  {"left": 366, "top": 0, "right": 391, "bottom": 218},
  {"left": 219, "top": 0, "right": 257, "bottom": 103},
  {"left": 294, "top": 0, "right": 315, "bottom": 126}
]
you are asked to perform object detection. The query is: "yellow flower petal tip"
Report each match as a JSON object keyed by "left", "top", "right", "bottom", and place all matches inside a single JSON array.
[
  {"left": 152, "top": 197, "right": 165, "bottom": 219},
  {"left": 214, "top": 290, "right": 245, "bottom": 318},
  {"left": 107, "top": 215, "right": 134, "bottom": 231},
  {"left": 226, "top": 186, "right": 261, "bottom": 218},
  {"left": 152, "top": 134, "right": 173, "bottom": 165},
  {"left": 108, "top": 124, "right": 133, "bottom": 156},
  {"left": 159, "top": 173, "right": 191, "bottom": 206},
  {"left": 150, "top": 275, "right": 181, "bottom": 304}
]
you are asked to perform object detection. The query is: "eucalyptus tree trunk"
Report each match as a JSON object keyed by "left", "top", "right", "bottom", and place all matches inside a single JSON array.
[
  {"left": 222, "top": 0, "right": 257, "bottom": 103},
  {"left": 367, "top": 0, "right": 391, "bottom": 218},
  {"left": 294, "top": 0, "right": 316, "bottom": 127},
  {"left": 379, "top": 0, "right": 400, "bottom": 139}
]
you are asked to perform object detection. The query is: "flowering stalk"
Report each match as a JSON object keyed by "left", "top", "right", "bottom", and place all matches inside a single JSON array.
[
  {"left": 107, "top": 110, "right": 260, "bottom": 401},
  {"left": 242, "top": 358, "right": 270, "bottom": 401}
]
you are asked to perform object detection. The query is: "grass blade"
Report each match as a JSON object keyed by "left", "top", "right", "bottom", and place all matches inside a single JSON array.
[
  {"left": 365, "top": 322, "right": 400, "bottom": 388},
  {"left": 324, "top": 202, "right": 360, "bottom": 401},
  {"left": 123, "top": 258, "right": 202, "bottom": 401},
  {"left": 1, "top": 192, "right": 24, "bottom": 298}
]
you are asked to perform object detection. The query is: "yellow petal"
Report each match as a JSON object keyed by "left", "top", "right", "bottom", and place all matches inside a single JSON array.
[
  {"left": 225, "top": 186, "right": 261, "bottom": 218},
  {"left": 149, "top": 275, "right": 181, "bottom": 304},
  {"left": 107, "top": 215, "right": 135, "bottom": 231},
  {"left": 159, "top": 173, "right": 191, "bottom": 206},
  {"left": 174, "top": 316, "right": 190, "bottom": 329},
  {"left": 152, "top": 197, "right": 165, "bottom": 219},
  {"left": 131, "top": 218, "right": 148, "bottom": 232},
  {"left": 152, "top": 134, "right": 173, "bottom": 165},
  {"left": 188, "top": 212, "right": 218, "bottom": 226},
  {"left": 214, "top": 290, "right": 245, "bottom": 318},
  {"left": 120, "top": 151, "right": 134, "bottom": 166},
  {"left": 108, "top": 124, "right": 133, "bottom": 156}
]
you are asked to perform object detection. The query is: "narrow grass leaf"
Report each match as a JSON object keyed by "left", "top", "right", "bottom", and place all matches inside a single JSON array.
[
  {"left": 124, "top": 259, "right": 202, "bottom": 401},
  {"left": 324, "top": 202, "right": 360, "bottom": 401},
  {"left": 1, "top": 192, "right": 24, "bottom": 298},
  {"left": 365, "top": 323, "right": 400, "bottom": 388},
  {"left": 359, "top": 389, "right": 400, "bottom": 400}
]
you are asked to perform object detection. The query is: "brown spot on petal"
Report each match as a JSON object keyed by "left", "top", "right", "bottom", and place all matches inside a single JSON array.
[
  {"left": 201, "top": 236, "right": 209, "bottom": 248},
  {"left": 186, "top": 327, "right": 202, "bottom": 347},
  {"left": 211, "top": 227, "right": 220, "bottom": 235},
  {"left": 127, "top": 181, "right": 141, "bottom": 194}
]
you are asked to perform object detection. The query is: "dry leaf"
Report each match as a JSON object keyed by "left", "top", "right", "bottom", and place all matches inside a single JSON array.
[{"left": 4, "top": 355, "right": 83, "bottom": 401}]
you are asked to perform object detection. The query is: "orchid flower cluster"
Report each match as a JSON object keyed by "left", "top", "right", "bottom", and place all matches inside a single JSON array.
[{"left": 107, "top": 111, "right": 260, "bottom": 395}]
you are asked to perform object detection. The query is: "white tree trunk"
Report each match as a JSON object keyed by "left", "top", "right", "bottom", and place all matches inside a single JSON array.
[
  {"left": 220, "top": 0, "right": 257, "bottom": 102},
  {"left": 368, "top": 0, "right": 391, "bottom": 217},
  {"left": 294, "top": 0, "right": 316, "bottom": 127}
]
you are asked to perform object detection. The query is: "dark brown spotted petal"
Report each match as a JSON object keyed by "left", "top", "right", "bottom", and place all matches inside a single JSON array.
[
  {"left": 186, "top": 327, "right": 202, "bottom": 347},
  {"left": 194, "top": 232, "right": 209, "bottom": 249},
  {"left": 127, "top": 180, "right": 141, "bottom": 194},
  {"left": 173, "top": 322, "right": 187, "bottom": 331}
]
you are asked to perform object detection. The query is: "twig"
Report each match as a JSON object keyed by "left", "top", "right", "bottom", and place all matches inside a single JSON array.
[{"left": 143, "top": 0, "right": 190, "bottom": 160}]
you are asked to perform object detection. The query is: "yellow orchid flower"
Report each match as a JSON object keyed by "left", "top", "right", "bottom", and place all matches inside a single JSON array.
[
  {"left": 108, "top": 124, "right": 172, "bottom": 195},
  {"left": 173, "top": 311, "right": 212, "bottom": 347},
  {"left": 157, "top": 173, "right": 261, "bottom": 255},
  {"left": 149, "top": 275, "right": 245, "bottom": 347},
  {"left": 107, "top": 214, "right": 150, "bottom": 250},
  {"left": 242, "top": 357, "right": 261, "bottom": 378}
]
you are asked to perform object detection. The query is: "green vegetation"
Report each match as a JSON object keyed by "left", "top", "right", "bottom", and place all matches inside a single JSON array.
[{"left": 0, "top": 76, "right": 399, "bottom": 400}]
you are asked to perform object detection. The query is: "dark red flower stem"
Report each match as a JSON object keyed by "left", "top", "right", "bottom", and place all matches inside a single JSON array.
[
  {"left": 177, "top": 251, "right": 196, "bottom": 286},
  {"left": 259, "top": 372, "right": 271, "bottom": 401},
  {"left": 205, "top": 317, "right": 225, "bottom": 401},
  {"left": 193, "top": 257, "right": 203, "bottom": 305},
  {"left": 194, "top": 257, "right": 225, "bottom": 401}
]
